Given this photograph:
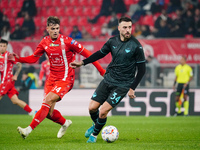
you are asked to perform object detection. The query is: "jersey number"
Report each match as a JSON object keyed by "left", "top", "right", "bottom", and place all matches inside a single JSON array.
[
  {"left": 54, "top": 86, "right": 61, "bottom": 93},
  {"left": 111, "top": 92, "right": 121, "bottom": 104}
]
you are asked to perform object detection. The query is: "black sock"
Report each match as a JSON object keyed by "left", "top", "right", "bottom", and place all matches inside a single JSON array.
[
  {"left": 93, "top": 117, "right": 107, "bottom": 136},
  {"left": 90, "top": 110, "right": 99, "bottom": 124}
]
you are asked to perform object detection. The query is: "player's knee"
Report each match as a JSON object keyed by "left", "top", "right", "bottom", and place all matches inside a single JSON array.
[
  {"left": 11, "top": 99, "right": 18, "bottom": 105},
  {"left": 99, "top": 109, "right": 109, "bottom": 118},
  {"left": 44, "top": 97, "right": 54, "bottom": 105},
  {"left": 88, "top": 105, "right": 98, "bottom": 113}
]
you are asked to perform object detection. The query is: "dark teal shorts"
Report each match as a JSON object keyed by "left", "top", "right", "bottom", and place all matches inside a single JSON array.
[{"left": 91, "top": 80, "right": 129, "bottom": 108}]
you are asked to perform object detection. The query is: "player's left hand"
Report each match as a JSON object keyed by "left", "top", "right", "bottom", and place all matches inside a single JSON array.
[
  {"left": 12, "top": 75, "right": 17, "bottom": 81},
  {"left": 128, "top": 89, "right": 136, "bottom": 99}
]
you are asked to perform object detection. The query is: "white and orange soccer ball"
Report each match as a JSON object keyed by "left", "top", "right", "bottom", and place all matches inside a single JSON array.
[{"left": 101, "top": 125, "right": 119, "bottom": 143}]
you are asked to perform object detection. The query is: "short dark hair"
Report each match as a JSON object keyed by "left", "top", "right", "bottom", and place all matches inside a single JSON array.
[
  {"left": 182, "top": 55, "right": 187, "bottom": 61},
  {"left": 47, "top": 16, "right": 60, "bottom": 26},
  {"left": 0, "top": 39, "right": 8, "bottom": 45},
  {"left": 118, "top": 17, "right": 132, "bottom": 24}
]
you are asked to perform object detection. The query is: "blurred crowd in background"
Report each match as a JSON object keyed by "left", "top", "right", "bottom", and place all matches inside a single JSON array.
[{"left": 1, "top": 0, "right": 200, "bottom": 41}]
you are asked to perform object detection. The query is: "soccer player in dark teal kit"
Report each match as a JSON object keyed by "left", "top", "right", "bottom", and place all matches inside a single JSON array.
[{"left": 70, "top": 17, "right": 146, "bottom": 143}]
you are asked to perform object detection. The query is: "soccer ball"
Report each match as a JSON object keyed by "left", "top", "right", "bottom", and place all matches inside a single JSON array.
[{"left": 101, "top": 125, "right": 119, "bottom": 143}]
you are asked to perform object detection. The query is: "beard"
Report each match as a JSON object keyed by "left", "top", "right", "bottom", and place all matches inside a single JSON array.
[{"left": 121, "top": 32, "right": 131, "bottom": 40}]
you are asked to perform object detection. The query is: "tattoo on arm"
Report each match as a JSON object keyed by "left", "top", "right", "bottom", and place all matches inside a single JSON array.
[{"left": 14, "top": 62, "right": 22, "bottom": 77}]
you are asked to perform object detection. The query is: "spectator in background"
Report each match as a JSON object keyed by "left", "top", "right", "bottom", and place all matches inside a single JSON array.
[
  {"left": 154, "top": 20, "right": 171, "bottom": 38},
  {"left": 112, "top": 0, "right": 127, "bottom": 15},
  {"left": 181, "top": 1, "right": 195, "bottom": 15},
  {"left": 21, "top": 12, "right": 36, "bottom": 38},
  {"left": 17, "top": 0, "right": 37, "bottom": 18},
  {"left": 190, "top": 0, "right": 199, "bottom": 7},
  {"left": 27, "top": 66, "right": 38, "bottom": 88},
  {"left": 170, "top": 8, "right": 184, "bottom": 37},
  {"left": 107, "top": 12, "right": 118, "bottom": 35},
  {"left": 167, "top": 0, "right": 181, "bottom": 14},
  {"left": 17, "top": 71, "right": 37, "bottom": 92},
  {"left": 133, "top": 24, "right": 142, "bottom": 38},
  {"left": 0, "top": 11, "right": 3, "bottom": 22},
  {"left": 194, "top": 8, "right": 200, "bottom": 37},
  {"left": 127, "top": 0, "right": 147, "bottom": 17},
  {"left": 131, "top": 9, "right": 146, "bottom": 23},
  {"left": 150, "top": 0, "right": 163, "bottom": 14},
  {"left": 0, "top": 15, "right": 10, "bottom": 33},
  {"left": 141, "top": 25, "right": 151, "bottom": 38},
  {"left": 99, "top": 23, "right": 109, "bottom": 39},
  {"left": 1, "top": 26, "right": 10, "bottom": 41},
  {"left": 69, "top": 25, "right": 82, "bottom": 39},
  {"left": 154, "top": 9, "right": 172, "bottom": 30},
  {"left": 88, "top": 0, "right": 112, "bottom": 24},
  {"left": 184, "top": 10, "right": 195, "bottom": 36},
  {"left": 10, "top": 24, "right": 24, "bottom": 40},
  {"left": 81, "top": 27, "right": 92, "bottom": 40}
]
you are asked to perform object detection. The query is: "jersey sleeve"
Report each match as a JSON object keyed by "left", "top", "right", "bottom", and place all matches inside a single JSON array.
[
  {"left": 135, "top": 46, "right": 146, "bottom": 63},
  {"left": 33, "top": 40, "right": 45, "bottom": 57},
  {"left": 16, "top": 40, "right": 45, "bottom": 63},
  {"left": 68, "top": 38, "right": 85, "bottom": 54},
  {"left": 100, "top": 40, "right": 111, "bottom": 55}
]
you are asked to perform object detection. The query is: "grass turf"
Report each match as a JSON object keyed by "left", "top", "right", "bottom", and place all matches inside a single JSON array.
[{"left": 0, "top": 115, "right": 199, "bottom": 150}]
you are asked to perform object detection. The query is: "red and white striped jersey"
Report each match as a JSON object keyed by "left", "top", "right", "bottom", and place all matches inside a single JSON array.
[
  {"left": 0, "top": 51, "right": 16, "bottom": 83},
  {"left": 33, "top": 34, "right": 85, "bottom": 81}
]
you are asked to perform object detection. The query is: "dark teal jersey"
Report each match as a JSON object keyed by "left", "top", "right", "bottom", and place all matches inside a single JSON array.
[{"left": 100, "top": 35, "right": 145, "bottom": 88}]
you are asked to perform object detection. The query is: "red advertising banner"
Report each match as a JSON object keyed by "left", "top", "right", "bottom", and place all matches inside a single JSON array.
[{"left": 8, "top": 39, "right": 200, "bottom": 64}]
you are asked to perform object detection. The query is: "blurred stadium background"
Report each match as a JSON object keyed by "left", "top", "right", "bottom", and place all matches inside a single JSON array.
[{"left": 0, "top": 0, "right": 200, "bottom": 116}]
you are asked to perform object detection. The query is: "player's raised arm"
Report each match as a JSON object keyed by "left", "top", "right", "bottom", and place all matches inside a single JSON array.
[{"left": 9, "top": 42, "right": 45, "bottom": 64}]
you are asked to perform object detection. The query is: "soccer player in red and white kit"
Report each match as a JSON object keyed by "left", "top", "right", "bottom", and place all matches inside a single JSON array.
[
  {"left": 9, "top": 16, "right": 105, "bottom": 139},
  {"left": 0, "top": 39, "right": 34, "bottom": 115},
  {"left": 38, "top": 54, "right": 50, "bottom": 87}
]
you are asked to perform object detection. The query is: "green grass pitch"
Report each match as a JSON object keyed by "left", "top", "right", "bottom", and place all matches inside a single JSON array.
[{"left": 0, "top": 115, "right": 199, "bottom": 150}]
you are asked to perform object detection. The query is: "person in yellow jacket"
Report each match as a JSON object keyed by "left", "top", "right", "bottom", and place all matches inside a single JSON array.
[{"left": 173, "top": 56, "right": 193, "bottom": 116}]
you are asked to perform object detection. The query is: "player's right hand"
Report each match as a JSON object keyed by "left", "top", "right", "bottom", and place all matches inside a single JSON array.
[
  {"left": 70, "top": 61, "right": 83, "bottom": 69},
  {"left": 12, "top": 75, "right": 17, "bottom": 81},
  {"left": 8, "top": 53, "right": 19, "bottom": 61}
]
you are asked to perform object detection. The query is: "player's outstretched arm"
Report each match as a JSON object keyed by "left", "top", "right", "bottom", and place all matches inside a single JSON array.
[
  {"left": 70, "top": 38, "right": 106, "bottom": 76},
  {"left": 8, "top": 53, "right": 40, "bottom": 63},
  {"left": 79, "top": 49, "right": 106, "bottom": 76}
]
